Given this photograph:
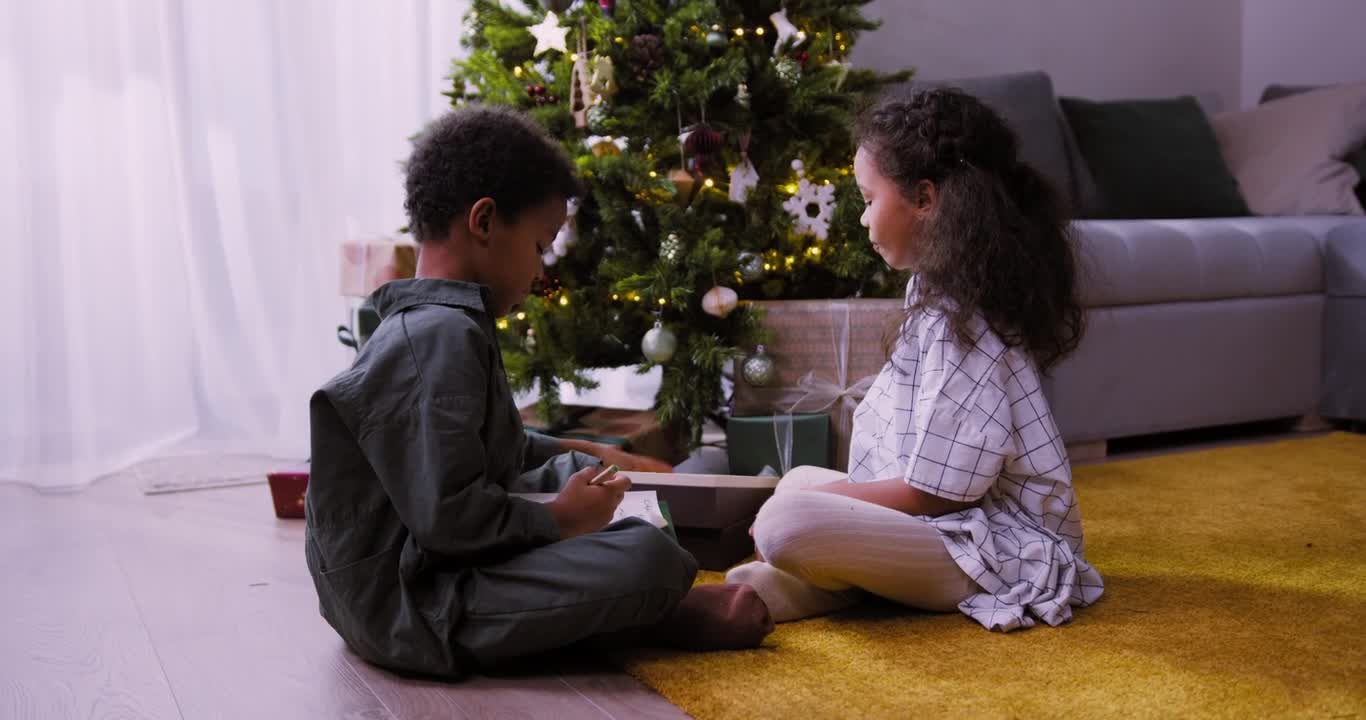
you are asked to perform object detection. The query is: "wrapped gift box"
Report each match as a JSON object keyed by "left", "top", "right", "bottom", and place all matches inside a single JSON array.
[
  {"left": 340, "top": 239, "right": 417, "bottom": 297},
  {"left": 725, "top": 413, "right": 831, "bottom": 476},
  {"left": 520, "top": 405, "right": 685, "bottom": 464},
  {"left": 733, "top": 299, "right": 903, "bottom": 469}
]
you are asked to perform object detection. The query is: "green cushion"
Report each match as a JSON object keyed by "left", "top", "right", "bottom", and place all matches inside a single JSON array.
[{"left": 1060, "top": 96, "right": 1251, "bottom": 219}]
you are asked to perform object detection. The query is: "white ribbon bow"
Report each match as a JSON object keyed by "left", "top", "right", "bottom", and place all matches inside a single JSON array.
[{"left": 764, "top": 302, "right": 880, "bottom": 476}]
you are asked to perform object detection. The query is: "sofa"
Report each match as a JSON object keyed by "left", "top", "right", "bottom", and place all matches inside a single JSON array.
[{"left": 898, "top": 71, "right": 1366, "bottom": 450}]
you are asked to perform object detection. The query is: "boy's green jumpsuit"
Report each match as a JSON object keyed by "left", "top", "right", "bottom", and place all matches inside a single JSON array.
[{"left": 306, "top": 278, "right": 698, "bottom": 676}]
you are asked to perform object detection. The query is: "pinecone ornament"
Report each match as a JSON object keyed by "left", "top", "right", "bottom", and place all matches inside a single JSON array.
[{"left": 627, "top": 34, "right": 666, "bottom": 82}]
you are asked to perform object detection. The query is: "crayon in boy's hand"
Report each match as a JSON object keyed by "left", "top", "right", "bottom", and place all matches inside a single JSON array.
[{"left": 587, "top": 465, "right": 619, "bottom": 486}]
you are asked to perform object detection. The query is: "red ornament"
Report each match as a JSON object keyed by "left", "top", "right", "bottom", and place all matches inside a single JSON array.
[
  {"left": 683, "top": 123, "right": 723, "bottom": 156},
  {"left": 683, "top": 123, "right": 724, "bottom": 175}
]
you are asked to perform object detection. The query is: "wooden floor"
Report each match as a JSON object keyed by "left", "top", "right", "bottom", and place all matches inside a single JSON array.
[
  {"left": 1, "top": 420, "right": 1334, "bottom": 720},
  {"left": 0, "top": 468, "right": 689, "bottom": 720}
]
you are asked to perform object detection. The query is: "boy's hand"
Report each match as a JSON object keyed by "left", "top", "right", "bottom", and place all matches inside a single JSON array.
[
  {"left": 590, "top": 443, "right": 673, "bottom": 473},
  {"left": 548, "top": 465, "right": 632, "bottom": 540}
]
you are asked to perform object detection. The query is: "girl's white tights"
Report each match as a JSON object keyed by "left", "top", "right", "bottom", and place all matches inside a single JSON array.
[{"left": 725, "top": 466, "right": 979, "bottom": 622}]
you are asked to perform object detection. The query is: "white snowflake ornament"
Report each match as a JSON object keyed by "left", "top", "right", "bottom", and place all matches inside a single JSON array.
[{"left": 783, "top": 177, "right": 836, "bottom": 240}]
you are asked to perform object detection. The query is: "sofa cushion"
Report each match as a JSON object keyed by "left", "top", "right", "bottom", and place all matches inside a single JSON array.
[
  {"left": 1073, "top": 218, "right": 1331, "bottom": 307},
  {"left": 1324, "top": 222, "right": 1366, "bottom": 297},
  {"left": 1060, "top": 96, "right": 1250, "bottom": 219},
  {"left": 1259, "top": 83, "right": 1366, "bottom": 211},
  {"left": 1212, "top": 82, "right": 1366, "bottom": 216},
  {"left": 894, "top": 71, "right": 1078, "bottom": 213}
]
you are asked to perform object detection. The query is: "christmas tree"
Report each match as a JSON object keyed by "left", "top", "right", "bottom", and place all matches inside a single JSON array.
[{"left": 448, "top": 0, "right": 911, "bottom": 447}]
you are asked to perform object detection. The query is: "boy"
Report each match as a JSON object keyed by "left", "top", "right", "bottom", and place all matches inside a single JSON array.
[{"left": 305, "top": 105, "right": 772, "bottom": 678}]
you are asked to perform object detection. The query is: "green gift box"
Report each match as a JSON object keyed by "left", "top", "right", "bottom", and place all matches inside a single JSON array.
[{"left": 725, "top": 413, "right": 832, "bottom": 476}]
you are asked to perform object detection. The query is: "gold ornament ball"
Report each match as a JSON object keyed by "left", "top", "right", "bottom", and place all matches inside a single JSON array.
[{"left": 590, "top": 138, "right": 622, "bottom": 157}]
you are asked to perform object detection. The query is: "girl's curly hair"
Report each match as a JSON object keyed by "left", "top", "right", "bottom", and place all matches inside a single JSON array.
[{"left": 855, "top": 87, "right": 1084, "bottom": 371}]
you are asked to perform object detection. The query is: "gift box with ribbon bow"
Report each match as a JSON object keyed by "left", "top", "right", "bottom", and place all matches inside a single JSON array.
[{"left": 733, "top": 299, "right": 904, "bottom": 471}]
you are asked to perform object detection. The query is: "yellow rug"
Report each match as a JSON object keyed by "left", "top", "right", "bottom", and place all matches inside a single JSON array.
[{"left": 620, "top": 433, "right": 1366, "bottom": 719}]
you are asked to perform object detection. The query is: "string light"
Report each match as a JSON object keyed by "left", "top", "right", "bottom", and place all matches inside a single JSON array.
[
  {"left": 703, "top": 178, "right": 715, "bottom": 188},
  {"left": 657, "top": 298, "right": 667, "bottom": 306},
  {"left": 516, "top": 311, "right": 527, "bottom": 320},
  {"left": 513, "top": 66, "right": 523, "bottom": 78},
  {"left": 649, "top": 171, "right": 658, "bottom": 178},
  {"left": 570, "top": 53, "right": 579, "bottom": 62},
  {"left": 496, "top": 319, "right": 509, "bottom": 330},
  {"left": 734, "top": 27, "right": 745, "bottom": 36},
  {"left": 559, "top": 295, "right": 569, "bottom": 307},
  {"left": 612, "top": 293, "right": 619, "bottom": 300},
  {"left": 755, "top": 27, "right": 765, "bottom": 36},
  {"left": 785, "top": 183, "right": 798, "bottom": 194}
]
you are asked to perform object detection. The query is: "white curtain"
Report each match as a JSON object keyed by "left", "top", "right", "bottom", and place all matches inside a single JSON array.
[{"left": 0, "top": 0, "right": 470, "bottom": 490}]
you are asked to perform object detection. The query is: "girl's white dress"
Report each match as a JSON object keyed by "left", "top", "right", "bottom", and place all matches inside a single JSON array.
[{"left": 847, "top": 280, "right": 1105, "bottom": 631}]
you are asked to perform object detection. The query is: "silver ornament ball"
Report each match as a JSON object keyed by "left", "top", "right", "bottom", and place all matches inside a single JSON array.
[
  {"left": 586, "top": 103, "right": 611, "bottom": 135},
  {"left": 742, "top": 345, "right": 777, "bottom": 387},
  {"left": 737, "top": 250, "right": 764, "bottom": 282},
  {"left": 641, "top": 322, "right": 677, "bottom": 363},
  {"left": 661, "top": 233, "right": 683, "bottom": 263},
  {"left": 775, "top": 57, "right": 801, "bottom": 87}
]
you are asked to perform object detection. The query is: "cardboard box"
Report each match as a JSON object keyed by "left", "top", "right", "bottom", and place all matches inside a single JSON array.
[
  {"left": 627, "top": 472, "right": 778, "bottom": 570},
  {"left": 521, "top": 405, "right": 684, "bottom": 464},
  {"left": 733, "top": 299, "right": 903, "bottom": 469}
]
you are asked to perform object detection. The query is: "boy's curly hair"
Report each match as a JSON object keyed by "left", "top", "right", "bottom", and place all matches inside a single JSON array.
[
  {"left": 404, "top": 105, "right": 583, "bottom": 241},
  {"left": 855, "top": 88, "right": 1084, "bottom": 371}
]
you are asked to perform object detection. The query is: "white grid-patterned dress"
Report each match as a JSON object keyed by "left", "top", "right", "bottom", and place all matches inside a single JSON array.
[{"left": 847, "top": 280, "right": 1104, "bottom": 631}]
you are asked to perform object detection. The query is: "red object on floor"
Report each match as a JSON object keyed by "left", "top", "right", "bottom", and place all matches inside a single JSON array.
[{"left": 268, "top": 469, "right": 309, "bottom": 519}]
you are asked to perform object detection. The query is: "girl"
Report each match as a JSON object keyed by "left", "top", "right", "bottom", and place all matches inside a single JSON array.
[{"left": 726, "top": 88, "right": 1104, "bottom": 632}]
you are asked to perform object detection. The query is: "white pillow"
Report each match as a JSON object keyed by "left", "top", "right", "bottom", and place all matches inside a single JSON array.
[{"left": 1212, "top": 81, "right": 1366, "bottom": 216}]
